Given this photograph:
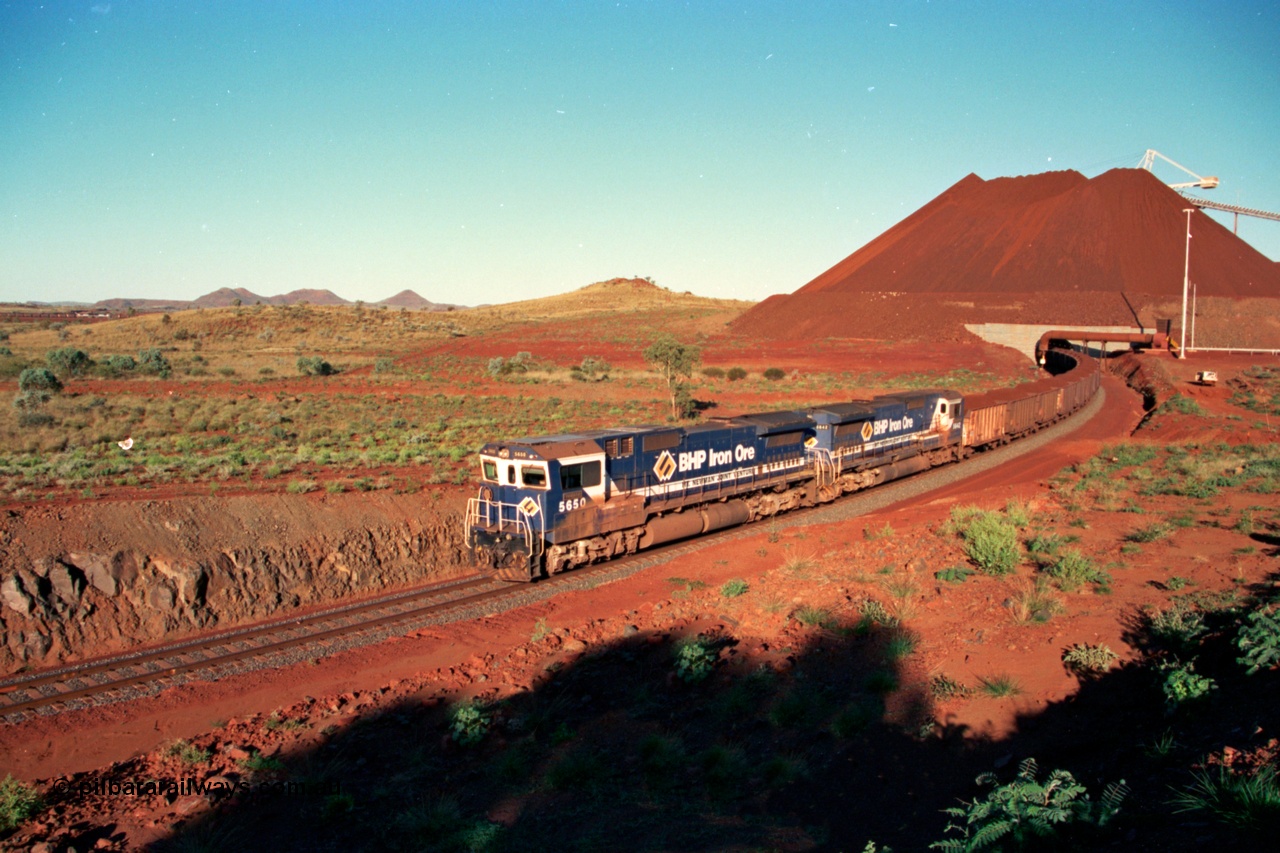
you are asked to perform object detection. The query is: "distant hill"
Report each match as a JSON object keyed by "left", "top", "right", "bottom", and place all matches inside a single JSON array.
[
  {"left": 93, "top": 296, "right": 196, "bottom": 311},
  {"left": 468, "top": 276, "right": 750, "bottom": 322},
  {"left": 280, "top": 289, "right": 350, "bottom": 306},
  {"left": 376, "top": 289, "right": 465, "bottom": 311},
  {"left": 91, "top": 287, "right": 462, "bottom": 311},
  {"left": 191, "top": 287, "right": 271, "bottom": 308}
]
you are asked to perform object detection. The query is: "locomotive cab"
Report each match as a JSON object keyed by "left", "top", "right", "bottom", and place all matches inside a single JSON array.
[{"left": 467, "top": 435, "right": 613, "bottom": 581}]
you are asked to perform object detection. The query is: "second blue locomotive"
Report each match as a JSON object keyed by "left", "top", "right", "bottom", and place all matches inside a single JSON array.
[{"left": 465, "top": 390, "right": 963, "bottom": 580}]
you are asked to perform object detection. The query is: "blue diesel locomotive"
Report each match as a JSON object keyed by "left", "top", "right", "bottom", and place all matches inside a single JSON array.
[{"left": 465, "top": 390, "right": 963, "bottom": 580}]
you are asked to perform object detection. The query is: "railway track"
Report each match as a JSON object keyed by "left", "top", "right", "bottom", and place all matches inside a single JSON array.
[
  {"left": 0, "top": 383, "right": 1108, "bottom": 722},
  {"left": 0, "top": 573, "right": 509, "bottom": 721}
]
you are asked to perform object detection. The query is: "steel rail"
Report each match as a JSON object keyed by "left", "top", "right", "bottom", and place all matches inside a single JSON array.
[{"left": 0, "top": 575, "right": 505, "bottom": 718}]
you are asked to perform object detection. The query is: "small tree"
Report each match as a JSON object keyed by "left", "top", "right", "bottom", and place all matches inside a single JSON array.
[
  {"left": 18, "top": 367, "right": 62, "bottom": 396},
  {"left": 643, "top": 335, "right": 701, "bottom": 419},
  {"left": 297, "top": 356, "right": 336, "bottom": 376},
  {"left": 14, "top": 367, "right": 61, "bottom": 418},
  {"left": 98, "top": 354, "right": 137, "bottom": 377},
  {"left": 137, "top": 348, "right": 171, "bottom": 377},
  {"left": 46, "top": 347, "right": 93, "bottom": 377}
]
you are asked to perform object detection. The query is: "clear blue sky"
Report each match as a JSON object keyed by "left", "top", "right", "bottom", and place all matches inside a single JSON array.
[{"left": 2, "top": 1, "right": 1277, "bottom": 306}]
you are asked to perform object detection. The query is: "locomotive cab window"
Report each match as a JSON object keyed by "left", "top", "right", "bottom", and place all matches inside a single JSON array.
[
  {"left": 482, "top": 460, "right": 499, "bottom": 482},
  {"left": 560, "top": 460, "right": 601, "bottom": 490},
  {"left": 506, "top": 465, "right": 516, "bottom": 485},
  {"left": 521, "top": 465, "right": 548, "bottom": 489}
]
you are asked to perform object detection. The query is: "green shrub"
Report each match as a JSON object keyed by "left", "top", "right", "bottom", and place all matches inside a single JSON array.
[
  {"left": 793, "top": 605, "right": 836, "bottom": 629},
  {"left": 673, "top": 638, "right": 716, "bottom": 683},
  {"left": 865, "top": 522, "right": 895, "bottom": 541},
  {"left": 15, "top": 410, "right": 55, "bottom": 427},
  {"left": 46, "top": 346, "right": 93, "bottom": 377},
  {"left": 98, "top": 354, "right": 137, "bottom": 376},
  {"left": 546, "top": 749, "right": 608, "bottom": 791},
  {"left": 449, "top": 701, "right": 491, "bottom": 746},
  {"left": 237, "top": 751, "right": 284, "bottom": 772},
  {"left": 570, "top": 356, "right": 610, "bottom": 382},
  {"left": 865, "top": 669, "right": 899, "bottom": 695},
  {"left": 977, "top": 674, "right": 1022, "bottom": 697},
  {"left": 700, "top": 366, "right": 725, "bottom": 379},
  {"left": 1044, "top": 548, "right": 1109, "bottom": 592},
  {"left": 930, "top": 758, "right": 1127, "bottom": 851},
  {"left": 883, "top": 630, "right": 918, "bottom": 661},
  {"left": 297, "top": 356, "right": 336, "bottom": 376},
  {"left": 1160, "top": 394, "right": 1208, "bottom": 416},
  {"left": 763, "top": 367, "right": 786, "bottom": 381},
  {"left": 830, "top": 700, "right": 880, "bottom": 738},
  {"left": 1126, "top": 522, "right": 1173, "bottom": 543},
  {"left": 935, "top": 566, "right": 975, "bottom": 584},
  {"left": 1004, "top": 499, "right": 1032, "bottom": 529},
  {"left": 859, "top": 599, "right": 898, "bottom": 627},
  {"left": 638, "top": 734, "right": 686, "bottom": 789},
  {"left": 165, "top": 739, "right": 212, "bottom": 765},
  {"left": 1148, "top": 603, "right": 1207, "bottom": 652},
  {"left": 930, "top": 675, "right": 973, "bottom": 700},
  {"left": 1161, "top": 662, "right": 1215, "bottom": 707},
  {"left": 0, "top": 775, "right": 42, "bottom": 833},
  {"left": 1105, "top": 443, "right": 1158, "bottom": 467},
  {"left": 1171, "top": 764, "right": 1280, "bottom": 832},
  {"left": 673, "top": 383, "right": 697, "bottom": 419},
  {"left": 137, "top": 348, "right": 171, "bottom": 376},
  {"left": 698, "top": 744, "right": 750, "bottom": 801},
  {"left": 17, "top": 367, "right": 61, "bottom": 395},
  {"left": 392, "top": 796, "right": 502, "bottom": 851},
  {"left": 719, "top": 578, "right": 749, "bottom": 598},
  {"left": 1024, "top": 533, "right": 1072, "bottom": 564},
  {"left": 726, "top": 367, "right": 747, "bottom": 381},
  {"left": 1236, "top": 605, "right": 1280, "bottom": 675},
  {"left": 955, "top": 510, "right": 1021, "bottom": 575},
  {"left": 489, "top": 351, "right": 535, "bottom": 378},
  {"left": 1062, "top": 643, "right": 1118, "bottom": 674}
]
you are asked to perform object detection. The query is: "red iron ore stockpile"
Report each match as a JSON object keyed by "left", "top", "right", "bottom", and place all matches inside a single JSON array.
[{"left": 734, "top": 168, "right": 1280, "bottom": 342}]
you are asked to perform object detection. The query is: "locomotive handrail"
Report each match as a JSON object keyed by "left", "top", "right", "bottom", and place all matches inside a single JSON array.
[
  {"left": 809, "top": 447, "right": 837, "bottom": 488},
  {"left": 465, "top": 495, "right": 544, "bottom": 561}
]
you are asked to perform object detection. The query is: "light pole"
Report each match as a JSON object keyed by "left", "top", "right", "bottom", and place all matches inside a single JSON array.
[{"left": 1180, "top": 208, "right": 1194, "bottom": 358}]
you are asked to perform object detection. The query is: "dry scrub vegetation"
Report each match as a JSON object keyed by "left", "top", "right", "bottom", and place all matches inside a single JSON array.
[{"left": 0, "top": 282, "right": 1020, "bottom": 503}]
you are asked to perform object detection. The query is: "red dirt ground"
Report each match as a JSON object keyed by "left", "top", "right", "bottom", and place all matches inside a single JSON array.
[
  {"left": 2, "top": 352, "right": 1278, "bottom": 851},
  {"left": 0, "top": 356, "right": 1093, "bottom": 784}
]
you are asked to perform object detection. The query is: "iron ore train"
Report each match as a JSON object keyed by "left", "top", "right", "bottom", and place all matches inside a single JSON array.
[{"left": 465, "top": 349, "right": 1099, "bottom": 581}]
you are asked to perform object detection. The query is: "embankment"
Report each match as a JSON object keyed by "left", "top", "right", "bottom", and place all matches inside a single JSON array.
[{"left": 0, "top": 489, "right": 469, "bottom": 674}]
